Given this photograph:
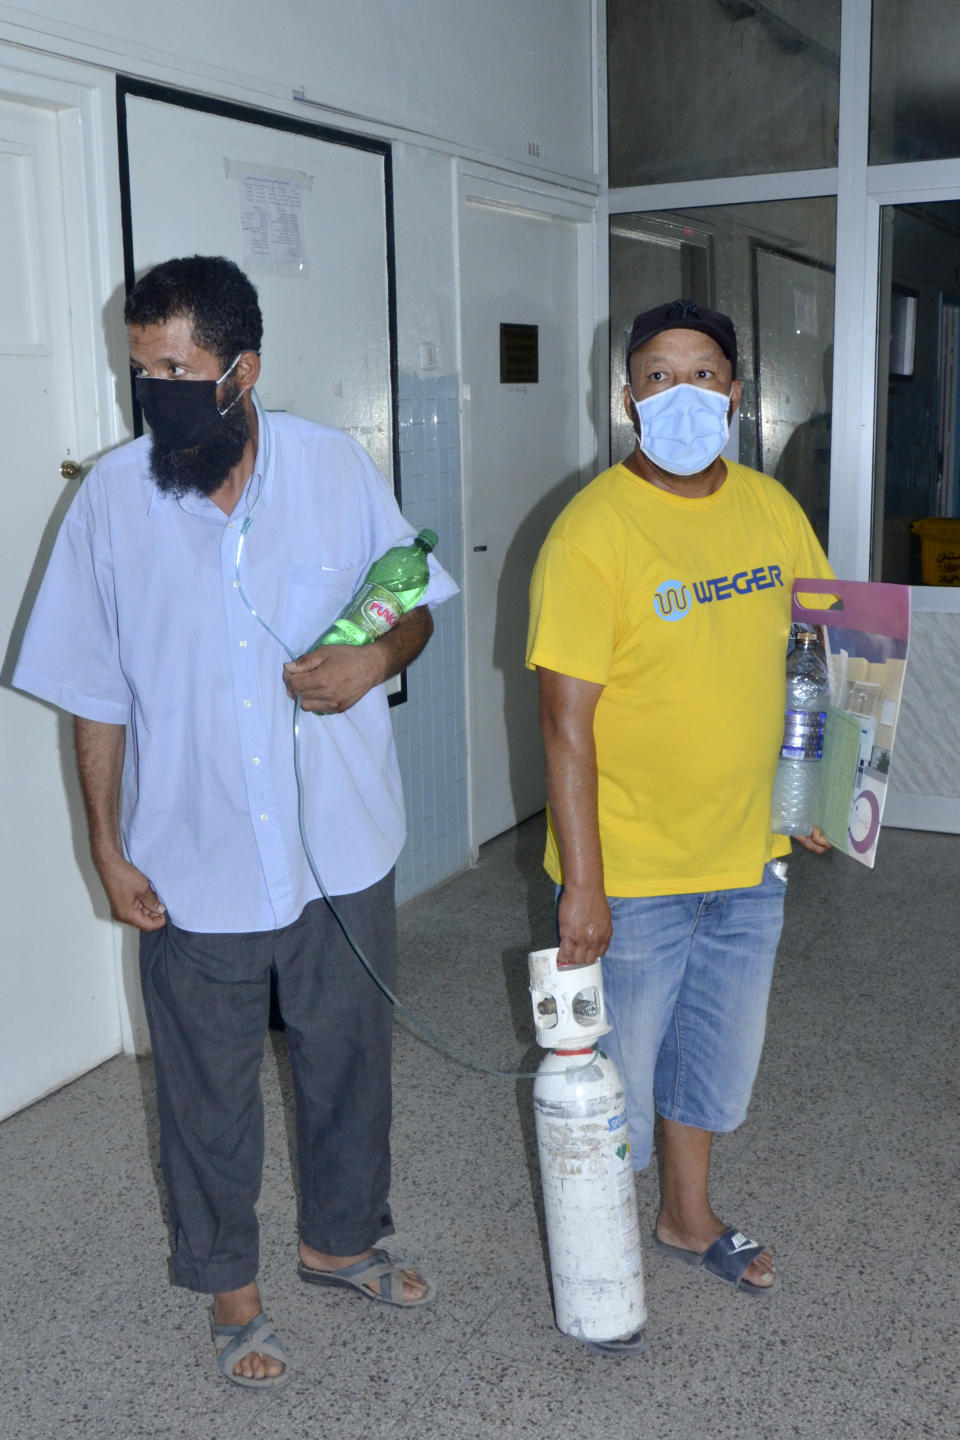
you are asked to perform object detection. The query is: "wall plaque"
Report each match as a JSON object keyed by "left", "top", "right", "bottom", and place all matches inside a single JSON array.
[{"left": 500, "top": 323, "right": 539, "bottom": 383}]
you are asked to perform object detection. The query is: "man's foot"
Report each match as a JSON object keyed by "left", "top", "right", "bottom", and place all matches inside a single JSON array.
[
  {"left": 212, "top": 1282, "right": 286, "bottom": 1382},
  {"left": 655, "top": 1216, "right": 775, "bottom": 1289},
  {"left": 656, "top": 1121, "right": 773, "bottom": 1293},
  {"left": 298, "top": 1243, "right": 430, "bottom": 1303}
]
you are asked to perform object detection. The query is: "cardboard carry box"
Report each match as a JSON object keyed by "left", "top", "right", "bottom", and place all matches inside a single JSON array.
[{"left": 792, "top": 579, "right": 911, "bottom": 868}]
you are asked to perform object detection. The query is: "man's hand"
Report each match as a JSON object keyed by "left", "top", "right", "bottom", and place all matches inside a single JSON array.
[
  {"left": 75, "top": 716, "right": 165, "bottom": 930},
  {"left": 94, "top": 850, "right": 166, "bottom": 931},
  {"left": 283, "top": 606, "right": 434, "bottom": 715},
  {"left": 557, "top": 883, "right": 612, "bottom": 968},
  {"left": 283, "top": 643, "right": 386, "bottom": 714},
  {"left": 793, "top": 824, "right": 832, "bottom": 855}
]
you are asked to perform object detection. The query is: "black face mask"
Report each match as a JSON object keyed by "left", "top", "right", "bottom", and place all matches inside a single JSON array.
[
  {"left": 148, "top": 384, "right": 250, "bottom": 498},
  {"left": 135, "top": 354, "right": 242, "bottom": 451}
]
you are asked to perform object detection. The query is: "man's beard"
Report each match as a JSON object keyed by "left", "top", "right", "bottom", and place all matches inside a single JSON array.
[{"left": 149, "top": 382, "right": 250, "bottom": 497}]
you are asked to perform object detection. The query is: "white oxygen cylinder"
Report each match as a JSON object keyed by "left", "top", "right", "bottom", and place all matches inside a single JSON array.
[{"left": 529, "top": 947, "right": 646, "bottom": 1348}]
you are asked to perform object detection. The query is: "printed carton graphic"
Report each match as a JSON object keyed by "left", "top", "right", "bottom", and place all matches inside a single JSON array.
[{"left": 792, "top": 580, "right": 910, "bottom": 867}]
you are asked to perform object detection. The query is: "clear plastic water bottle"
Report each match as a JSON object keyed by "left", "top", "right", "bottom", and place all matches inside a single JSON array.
[
  {"left": 770, "top": 629, "right": 829, "bottom": 836},
  {"left": 311, "top": 529, "right": 437, "bottom": 648}
]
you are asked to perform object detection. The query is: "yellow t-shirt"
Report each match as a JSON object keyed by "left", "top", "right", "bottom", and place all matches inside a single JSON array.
[{"left": 526, "top": 459, "right": 834, "bottom": 896}]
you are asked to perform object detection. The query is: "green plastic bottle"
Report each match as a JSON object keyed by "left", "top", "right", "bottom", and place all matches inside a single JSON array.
[{"left": 311, "top": 528, "right": 438, "bottom": 648}]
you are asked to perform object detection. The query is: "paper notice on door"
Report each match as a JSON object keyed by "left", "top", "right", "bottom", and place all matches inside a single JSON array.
[{"left": 227, "top": 160, "right": 312, "bottom": 277}]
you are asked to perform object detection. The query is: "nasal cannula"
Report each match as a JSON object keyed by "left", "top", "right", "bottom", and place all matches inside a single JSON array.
[{"left": 233, "top": 399, "right": 587, "bottom": 1083}]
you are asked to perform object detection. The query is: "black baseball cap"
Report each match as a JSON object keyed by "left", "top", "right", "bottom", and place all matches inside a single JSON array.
[{"left": 626, "top": 299, "right": 737, "bottom": 378}]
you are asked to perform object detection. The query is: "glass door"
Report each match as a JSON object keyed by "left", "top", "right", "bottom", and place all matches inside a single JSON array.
[
  {"left": 873, "top": 201, "right": 960, "bottom": 583},
  {"left": 608, "top": 198, "right": 836, "bottom": 551}
]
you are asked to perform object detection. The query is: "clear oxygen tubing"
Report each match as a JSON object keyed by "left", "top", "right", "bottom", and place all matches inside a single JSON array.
[{"left": 234, "top": 396, "right": 590, "bottom": 1083}]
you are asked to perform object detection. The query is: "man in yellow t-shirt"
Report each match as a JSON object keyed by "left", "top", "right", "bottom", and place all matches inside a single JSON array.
[{"left": 527, "top": 299, "right": 833, "bottom": 1305}]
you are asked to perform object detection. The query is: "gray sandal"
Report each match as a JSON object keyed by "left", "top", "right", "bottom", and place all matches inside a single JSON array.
[
  {"left": 297, "top": 1248, "right": 434, "bottom": 1307},
  {"left": 210, "top": 1309, "right": 291, "bottom": 1389}
]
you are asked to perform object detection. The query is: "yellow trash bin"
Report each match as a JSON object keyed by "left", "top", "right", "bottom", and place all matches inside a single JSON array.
[{"left": 911, "top": 517, "right": 960, "bottom": 585}]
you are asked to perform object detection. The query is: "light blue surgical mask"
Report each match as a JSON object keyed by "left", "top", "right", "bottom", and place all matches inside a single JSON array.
[{"left": 631, "top": 382, "right": 732, "bottom": 476}]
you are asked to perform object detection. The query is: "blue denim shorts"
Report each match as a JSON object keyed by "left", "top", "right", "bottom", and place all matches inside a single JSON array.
[{"left": 572, "top": 862, "right": 787, "bottom": 1170}]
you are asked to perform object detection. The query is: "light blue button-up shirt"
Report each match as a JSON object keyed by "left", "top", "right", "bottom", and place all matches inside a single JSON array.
[{"left": 13, "top": 404, "right": 458, "bottom": 932}]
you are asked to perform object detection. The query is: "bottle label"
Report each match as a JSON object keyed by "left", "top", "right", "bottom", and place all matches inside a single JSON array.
[
  {"left": 348, "top": 582, "right": 401, "bottom": 641},
  {"left": 779, "top": 709, "right": 825, "bottom": 761}
]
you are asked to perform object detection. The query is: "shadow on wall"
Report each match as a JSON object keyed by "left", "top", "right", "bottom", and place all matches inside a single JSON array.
[
  {"left": 774, "top": 342, "right": 833, "bottom": 554},
  {"left": 1, "top": 278, "right": 136, "bottom": 686},
  {"left": 103, "top": 279, "right": 139, "bottom": 442},
  {"left": 492, "top": 465, "right": 581, "bottom": 816},
  {"left": 487, "top": 322, "right": 605, "bottom": 931},
  {"left": 0, "top": 280, "right": 152, "bottom": 1055},
  {"left": 0, "top": 301, "right": 129, "bottom": 1021},
  {"left": 488, "top": 340, "right": 600, "bottom": 843}
]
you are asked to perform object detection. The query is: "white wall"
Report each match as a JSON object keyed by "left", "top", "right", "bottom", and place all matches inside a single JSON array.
[
  {"left": 4, "top": 0, "right": 598, "bottom": 182},
  {"left": 392, "top": 143, "right": 461, "bottom": 374}
]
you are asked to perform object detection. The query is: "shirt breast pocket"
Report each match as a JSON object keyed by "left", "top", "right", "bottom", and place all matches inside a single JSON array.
[{"left": 282, "top": 561, "right": 361, "bottom": 653}]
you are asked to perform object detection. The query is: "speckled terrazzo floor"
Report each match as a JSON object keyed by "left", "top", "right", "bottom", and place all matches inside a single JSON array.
[{"left": 2, "top": 818, "right": 958, "bottom": 1439}]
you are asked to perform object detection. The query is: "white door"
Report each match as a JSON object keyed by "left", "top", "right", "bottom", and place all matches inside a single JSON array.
[
  {"left": 0, "top": 77, "right": 121, "bottom": 1119},
  {"left": 460, "top": 187, "right": 590, "bottom": 847}
]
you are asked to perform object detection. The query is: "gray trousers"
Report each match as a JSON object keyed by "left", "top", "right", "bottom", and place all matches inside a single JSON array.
[{"left": 139, "top": 872, "right": 396, "bottom": 1294}]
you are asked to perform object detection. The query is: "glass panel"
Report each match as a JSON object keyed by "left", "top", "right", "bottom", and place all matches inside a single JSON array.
[
  {"left": 870, "top": 2, "right": 960, "bottom": 164},
  {"left": 607, "top": 0, "right": 841, "bottom": 187},
  {"left": 610, "top": 198, "right": 836, "bottom": 551},
  {"left": 874, "top": 202, "right": 960, "bottom": 582}
]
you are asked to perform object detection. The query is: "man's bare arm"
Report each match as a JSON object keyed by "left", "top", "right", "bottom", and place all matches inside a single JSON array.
[
  {"left": 74, "top": 717, "right": 166, "bottom": 931},
  {"left": 282, "top": 604, "right": 434, "bottom": 714},
  {"left": 537, "top": 666, "right": 609, "bottom": 967}
]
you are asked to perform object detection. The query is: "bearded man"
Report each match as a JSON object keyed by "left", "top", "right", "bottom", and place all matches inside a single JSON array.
[{"left": 14, "top": 255, "right": 457, "bottom": 1389}]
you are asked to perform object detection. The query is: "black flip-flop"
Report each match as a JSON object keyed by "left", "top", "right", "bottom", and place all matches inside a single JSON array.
[{"left": 652, "top": 1225, "right": 776, "bottom": 1296}]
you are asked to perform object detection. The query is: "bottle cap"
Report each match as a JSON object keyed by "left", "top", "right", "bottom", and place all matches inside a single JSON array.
[{"left": 416, "top": 528, "right": 438, "bottom": 552}]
